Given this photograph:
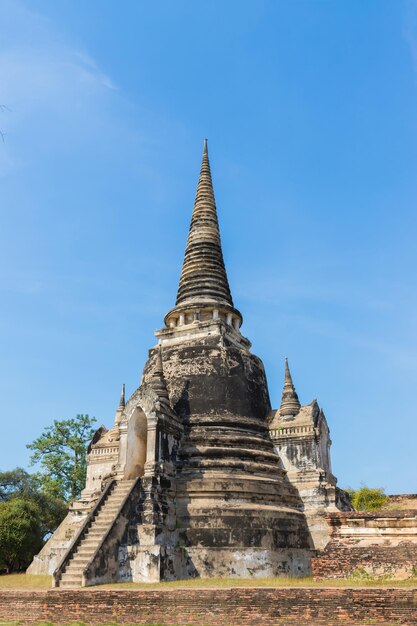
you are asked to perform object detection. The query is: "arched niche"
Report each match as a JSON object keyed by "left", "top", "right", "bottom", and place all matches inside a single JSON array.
[{"left": 124, "top": 406, "right": 148, "bottom": 479}]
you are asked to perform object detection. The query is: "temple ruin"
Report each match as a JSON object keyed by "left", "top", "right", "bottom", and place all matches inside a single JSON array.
[{"left": 28, "top": 140, "right": 353, "bottom": 587}]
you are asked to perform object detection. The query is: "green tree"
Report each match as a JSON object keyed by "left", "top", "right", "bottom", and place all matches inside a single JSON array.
[
  {"left": 0, "top": 468, "right": 67, "bottom": 539},
  {"left": 0, "top": 467, "right": 39, "bottom": 501},
  {"left": 348, "top": 486, "right": 388, "bottom": 511},
  {"left": 0, "top": 498, "right": 43, "bottom": 572},
  {"left": 27, "top": 414, "right": 97, "bottom": 502}
]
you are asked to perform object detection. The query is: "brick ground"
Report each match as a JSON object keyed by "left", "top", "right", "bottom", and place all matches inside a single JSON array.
[{"left": 0, "top": 588, "right": 416, "bottom": 625}]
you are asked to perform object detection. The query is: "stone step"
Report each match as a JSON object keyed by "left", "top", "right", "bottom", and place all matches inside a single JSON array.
[
  {"left": 94, "top": 513, "right": 118, "bottom": 520},
  {"left": 68, "top": 556, "right": 91, "bottom": 564},
  {"left": 88, "top": 522, "right": 111, "bottom": 530},
  {"left": 105, "top": 494, "right": 127, "bottom": 499},
  {"left": 59, "top": 576, "right": 82, "bottom": 589},
  {"left": 94, "top": 510, "right": 120, "bottom": 518},
  {"left": 76, "top": 543, "right": 101, "bottom": 552},
  {"left": 60, "top": 575, "right": 82, "bottom": 583},
  {"left": 78, "top": 537, "right": 102, "bottom": 546},
  {"left": 76, "top": 544, "right": 101, "bottom": 552},
  {"left": 96, "top": 505, "right": 122, "bottom": 513},
  {"left": 68, "top": 552, "right": 92, "bottom": 561},
  {"left": 80, "top": 535, "right": 104, "bottom": 542},
  {"left": 71, "top": 549, "right": 95, "bottom": 557},
  {"left": 77, "top": 535, "right": 97, "bottom": 549},
  {"left": 81, "top": 532, "right": 104, "bottom": 539},
  {"left": 55, "top": 480, "right": 136, "bottom": 588},
  {"left": 64, "top": 567, "right": 84, "bottom": 575},
  {"left": 82, "top": 534, "right": 105, "bottom": 542},
  {"left": 64, "top": 567, "right": 87, "bottom": 575},
  {"left": 78, "top": 525, "right": 104, "bottom": 545},
  {"left": 74, "top": 546, "right": 99, "bottom": 556},
  {"left": 90, "top": 519, "right": 112, "bottom": 526},
  {"left": 85, "top": 527, "right": 109, "bottom": 535},
  {"left": 91, "top": 520, "right": 113, "bottom": 527}
]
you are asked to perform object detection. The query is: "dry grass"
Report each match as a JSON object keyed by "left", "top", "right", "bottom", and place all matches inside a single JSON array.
[
  {"left": 0, "top": 574, "right": 52, "bottom": 589},
  {"left": 100, "top": 576, "right": 417, "bottom": 589},
  {"left": 0, "top": 573, "right": 416, "bottom": 591}
]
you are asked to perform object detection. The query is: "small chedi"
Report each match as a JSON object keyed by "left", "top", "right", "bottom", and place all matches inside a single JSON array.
[{"left": 28, "top": 141, "right": 415, "bottom": 588}]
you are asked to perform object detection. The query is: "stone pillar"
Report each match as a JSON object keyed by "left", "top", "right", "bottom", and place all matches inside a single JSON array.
[
  {"left": 233, "top": 317, "right": 240, "bottom": 330},
  {"left": 179, "top": 313, "right": 185, "bottom": 326},
  {"left": 116, "top": 421, "right": 128, "bottom": 478},
  {"left": 144, "top": 415, "right": 158, "bottom": 477},
  {"left": 226, "top": 313, "right": 233, "bottom": 326},
  {"left": 213, "top": 309, "right": 219, "bottom": 320}
]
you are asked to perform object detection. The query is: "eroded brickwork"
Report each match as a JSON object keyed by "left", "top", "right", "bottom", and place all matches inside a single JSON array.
[
  {"left": 313, "top": 511, "right": 417, "bottom": 579},
  {"left": 0, "top": 588, "right": 416, "bottom": 625}
]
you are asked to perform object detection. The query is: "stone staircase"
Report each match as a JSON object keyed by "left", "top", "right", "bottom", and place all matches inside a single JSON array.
[{"left": 58, "top": 480, "right": 135, "bottom": 588}]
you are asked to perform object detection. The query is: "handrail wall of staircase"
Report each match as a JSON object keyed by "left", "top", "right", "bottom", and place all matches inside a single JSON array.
[
  {"left": 52, "top": 478, "right": 116, "bottom": 588},
  {"left": 82, "top": 476, "right": 141, "bottom": 587}
]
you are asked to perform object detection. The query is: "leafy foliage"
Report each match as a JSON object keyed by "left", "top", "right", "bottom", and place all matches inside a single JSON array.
[
  {"left": 0, "top": 468, "right": 67, "bottom": 541},
  {"left": 347, "top": 486, "right": 388, "bottom": 511},
  {"left": 0, "top": 414, "right": 96, "bottom": 573},
  {"left": 0, "top": 467, "right": 39, "bottom": 501},
  {"left": 0, "top": 498, "right": 43, "bottom": 572},
  {"left": 27, "top": 414, "right": 97, "bottom": 502}
]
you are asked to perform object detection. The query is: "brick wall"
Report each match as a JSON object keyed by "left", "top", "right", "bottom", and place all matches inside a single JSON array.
[
  {"left": 0, "top": 588, "right": 416, "bottom": 625},
  {"left": 312, "top": 511, "right": 417, "bottom": 580},
  {"left": 389, "top": 494, "right": 417, "bottom": 503},
  {"left": 313, "top": 542, "right": 417, "bottom": 579}
]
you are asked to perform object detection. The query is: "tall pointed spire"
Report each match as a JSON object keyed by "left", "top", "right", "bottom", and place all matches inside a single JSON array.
[
  {"left": 175, "top": 139, "right": 233, "bottom": 308},
  {"left": 280, "top": 358, "right": 301, "bottom": 417},
  {"left": 118, "top": 383, "right": 125, "bottom": 410},
  {"left": 114, "top": 383, "right": 125, "bottom": 425}
]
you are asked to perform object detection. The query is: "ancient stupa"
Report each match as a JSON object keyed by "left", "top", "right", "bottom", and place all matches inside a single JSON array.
[{"left": 29, "top": 140, "right": 347, "bottom": 587}]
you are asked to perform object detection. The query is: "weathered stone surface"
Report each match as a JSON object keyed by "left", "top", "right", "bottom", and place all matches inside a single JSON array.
[
  {"left": 269, "top": 364, "right": 352, "bottom": 550},
  {"left": 27, "top": 508, "right": 90, "bottom": 576},
  {"left": 175, "top": 138, "right": 234, "bottom": 310}
]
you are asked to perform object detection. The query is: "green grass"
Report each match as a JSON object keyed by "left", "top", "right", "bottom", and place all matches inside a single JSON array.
[{"left": 0, "top": 573, "right": 416, "bottom": 590}]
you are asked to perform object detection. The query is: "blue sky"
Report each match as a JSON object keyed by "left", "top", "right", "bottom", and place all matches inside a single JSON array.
[{"left": 1, "top": 0, "right": 416, "bottom": 493}]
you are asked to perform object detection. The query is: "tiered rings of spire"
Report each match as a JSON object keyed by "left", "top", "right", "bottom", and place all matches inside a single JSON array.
[
  {"left": 280, "top": 358, "right": 301, "bottom": 417},
  {"left": 164, "top": 139, "right": 242, "bottom": 331}
]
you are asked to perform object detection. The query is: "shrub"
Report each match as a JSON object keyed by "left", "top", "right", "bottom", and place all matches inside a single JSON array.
[
  {"left": 349, "top": 486, "right": 388, "bottom": 511},
  {"left": 0, "top": 498, "right": 43, "bottom": 572}
]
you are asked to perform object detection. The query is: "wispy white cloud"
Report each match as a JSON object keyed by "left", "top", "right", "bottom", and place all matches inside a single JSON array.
[{"left": 0, "top": 0, "right": 120, "bottom": 174}]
